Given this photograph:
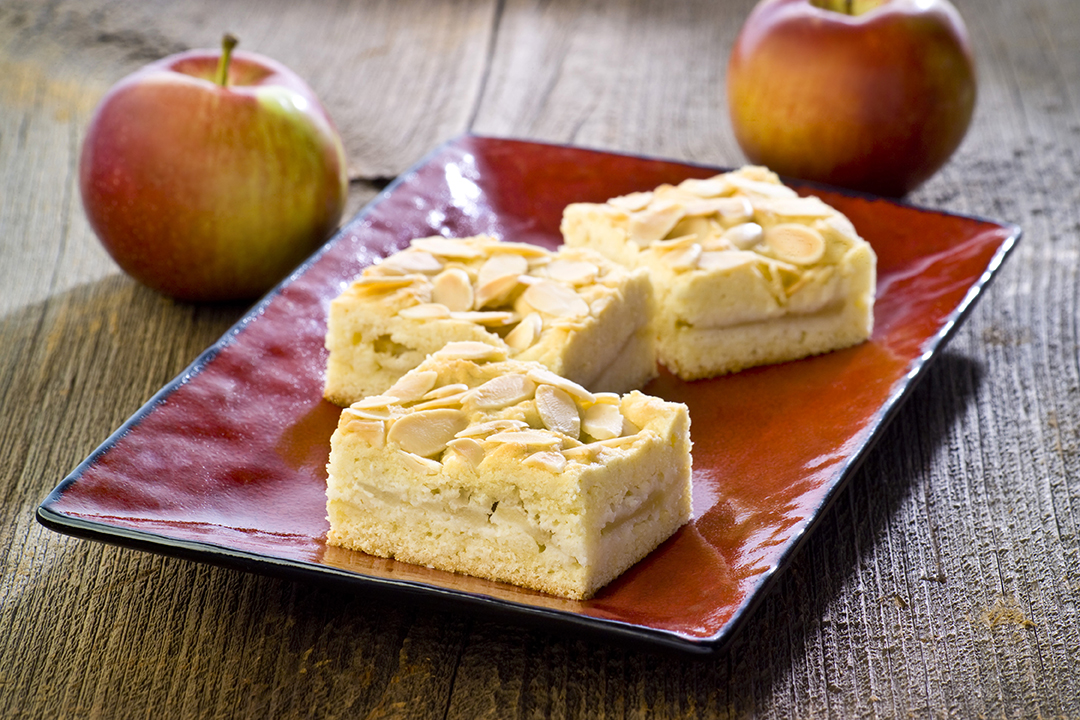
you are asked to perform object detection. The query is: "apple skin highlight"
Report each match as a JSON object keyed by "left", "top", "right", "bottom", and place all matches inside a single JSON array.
[
  {"left": 80, "top": 46, "right": 348, "bottom": 302},
  {"left": 727, "top": 0, "right": 976, "bottom": 197}
]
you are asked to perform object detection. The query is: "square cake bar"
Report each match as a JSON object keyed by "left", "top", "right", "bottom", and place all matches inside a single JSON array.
[
  {"left": 560, "top": 166, "right": 877, "bottom": 380},
  {"left": 323, "top": 235, "right": 655, "bottom": 405},
  {"left": 325, "top": 342, "right": 693, "bottom": 600}
]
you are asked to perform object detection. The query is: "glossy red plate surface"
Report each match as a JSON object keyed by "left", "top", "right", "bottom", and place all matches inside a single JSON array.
[{"left": 38, "top": 136, "right": 1019, "bottom": 654}]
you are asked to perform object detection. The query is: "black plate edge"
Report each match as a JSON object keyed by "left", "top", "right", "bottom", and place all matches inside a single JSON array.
[{"left": 34, "top": 133, "right": 1023, "bottom": 657}]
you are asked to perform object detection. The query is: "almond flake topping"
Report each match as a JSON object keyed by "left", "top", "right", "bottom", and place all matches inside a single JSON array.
[
  {"left": 582, "top": 403, "right": 624, "bottom": 440},
  {"left": 725, "top": 176, "right": 798, "bottom": 199},
  {"left": 473, "top": 273, "right": 521, "bottom": 309},
  {"left": 484, "top": 429, "right": 563, "bottom": 448},
  {"left": 444, "top": 437, "right": 485, "bottom": 468},
  {"left": 385, "top": 370, "right": 438, "bottom": 403},
  {"left": 505, "top": 312, "right": 542, "bottom": 351},
  {"left": 351, "top": 394, "right": 399, "bottom": 410},
  {"left": 756, "top": 196, "right": 834, "bottom": 219},
  {"left": 628, "top": 200, "right": 684, "bottom": 246},
  {"left": 432, "top": 268, "right": 474, "bottom": 311},
  {"left": 435, "top": 341, "right": 506, "bottom": 362},
  {"left": 546, "top": 259, "right": 599, "bottom": 285},
  {"left": 423, "top": 383, "right": 470, "bottom": 400},
  {"left": 342, "top": 417, "right": 386, "bottom": 447},
  {"left": 523, "top": 451, "right": 567, "bottom": 473},
  {"left": 664, "top": 243, "right": 702, "bottom": 271},
  {"left": 345, "top": 402, "right": 395, "bottom": 420},
  {"left": 477, "top": 253, "right": 529, "bottom": 287},
  {"left": 522, "top": 281, "right": 590, "bottom": 318},
  {"left": 527, "top": 368, "right": 595, "bottom": 403},
  {"left": 398, "top": 303, "right": 452, "bottom": 319},
  {"left": 455, "top": 419, "right": 529, "bottom": 438},
  {"left": 608, "top": 191, "right": 654, "bottom": 212},
  {"left": 351, "top": 276, "right": 418, "bottom": 294},
  {"left": 764, "top": 224, "right": 826, "bottom": 265},
  {"left": 378, "top": 250, "right": 444, "bottom": 275},
  {"left": 387, "top": 408, "right": 468, "bottom": 457},
  {"left": 410, "top": 237, "right": 486, "bottom": 258},
  {"left": 676, "top": 177, "right": 731, "bottom": 198},
  {"left": 466, "top": 374, "right": 536, "bottom": 410},
  {"left": 535, "top": 384, "right": 581, "bottom": 439},
  {"left": 592, "top": 392, "right": 621, "bottom": 405},
  {"left": 723, "top": 222, "right": 764, "bottom": 250}
]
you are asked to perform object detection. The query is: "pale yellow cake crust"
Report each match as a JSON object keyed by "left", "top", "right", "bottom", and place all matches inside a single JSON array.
[
  {"left": 560, "top": 166, "right": 877, "bottom": 379},
  {"left": 325, "top": 343, "right": 693, "bottom": 600},
  {"left": 323, "top": 235, "right": 656, "bottom": 405}
]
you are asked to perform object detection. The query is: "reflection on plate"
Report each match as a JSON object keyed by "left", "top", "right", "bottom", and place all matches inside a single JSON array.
[{"left": 37, "top": 136, "right": 1019, "bottom": 655}]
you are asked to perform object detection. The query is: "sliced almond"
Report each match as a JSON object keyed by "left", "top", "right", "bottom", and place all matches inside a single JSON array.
[
  {"left": 351, "top": 394, "right": 399, "bottom": 410},
  {"left": 379, "top": 250, "right": 444, "bottom": 275},
  {"left": 664, "top": 243, "right": 702, "bottom": 271},
  {"left": 387, "top": 408, "right": 469, "bottom": 457},
  {"left": 522, "top": 281, "right": 590, "bottom": 318},
  {"left": 523, "top": 451, "right": 567, "bottom": 473},
  {"left": 545, "top": 259, "right": 599, "bottom": 285},
  {"left": 397, "top": 450, "right": 442, "bottom": 474},
  {"left": 477, "top": 253, "right": 529, "bottom": 286},
  {"left": 385, "top": 370, "right": 439, "bottom": 404},
  {"left": 410, "top": 237, "right": 486, "bottom": 258},
  {"left": 466, "top": 374, "right": 536, "bottom": 410},
  {"left": 435, "top": 341, "right": 506, "bottom": 362},
  {"left": 697, "top": 250, "right": 758, "bottom": 272},
  {"left": 764, "top": 224, "right": 826, "bottom": 265},
  {"left": 342, "top": 417, "right": 386, "bottom": 447},
  {"left": 582, "top": 403, "right": 624, "bottom": 440},
  {"left": 535, "top": 385, "right": 581, "bottom": 439},
  {"left": 432, "top": 268, "right": 474, "bottom": 311},
  {"left": 725, "top": 175, "right": 798, "bottom": 198},
  {"left": 449, "top": 310, "right": 515, "bottom": 326},
  {"left": 527, "top": 367, "right": 595, "bottom": 403},
  {"left": 756, "top": 196, "right": 834, "bottom": 219},
  {"left": 723, "top": 222, "right": 764, "bottom": 250},
  {"left": 484, "top": 429, "right": 562, "bottom": 448},
  {"left": 592, "top": 392, "right": 622, "bottom": 406},
  {"left": 628, "top": 200, "right": 684, "bottom": 246},
  {"left": 488, "top": 242, "right": 549, "bottom": 258},
  {"left": 474, "top": 273, "right": 523, "bottom": 309},
  {"left": 345, "top": 405, "right": 394, "bottom": 421},
  {"left": 677, "top": 177, "right": 731, "bottom": 198},
  {"left": 411, "top": 392, "right": 468, "bottom": 411},
  {"left": 455, "top": 419, "right": 529, "bottom": 438},
  {"left": 608, "top": 191, "right": 654, "bottom": 212},
  {"left": 445, "top": 437, "right": 485, "bottom": 468},
  {"left": 716, "top": 196, "right": 755, "bottom": 225},
  {"left": 423, "top": 383, "right": 470, "bottom": 400},
  {"left": 398, "top": 303, "right": 452, "bottom": 320},
  {"left": 505, "top": 312, "right": 543, "bottom": 351}
]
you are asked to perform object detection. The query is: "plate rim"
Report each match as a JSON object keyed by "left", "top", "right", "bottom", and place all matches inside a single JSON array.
[{"left": 36, "top": 133, "right": 1022, "bottom": 656}]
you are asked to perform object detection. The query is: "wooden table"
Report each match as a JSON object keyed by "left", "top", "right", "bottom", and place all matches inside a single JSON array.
[{"left": 3, "top": 0, "right": 1078, "bottom": 716}]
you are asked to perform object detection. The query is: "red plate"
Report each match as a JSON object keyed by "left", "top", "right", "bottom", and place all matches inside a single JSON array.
[{"left": 38, "top": 136, "right": 1019, "bottom": 654}]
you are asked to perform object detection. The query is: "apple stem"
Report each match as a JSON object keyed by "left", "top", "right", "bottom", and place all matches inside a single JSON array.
[{"left": 215, "top": 33, "right": 239, "bottom": 87}]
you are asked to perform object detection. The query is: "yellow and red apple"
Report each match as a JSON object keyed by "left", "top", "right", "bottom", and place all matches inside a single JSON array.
[
  {"left": 80, "top": 35, "right": 348, "bottom": 302},
  {"left": 727, "top": 0, "right": 976, "bottom": 197}
]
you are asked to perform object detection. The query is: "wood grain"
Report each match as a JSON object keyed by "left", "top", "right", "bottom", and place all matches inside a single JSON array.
[{"left": 3, "top": 0, "right": 1080, "bottom": 717}]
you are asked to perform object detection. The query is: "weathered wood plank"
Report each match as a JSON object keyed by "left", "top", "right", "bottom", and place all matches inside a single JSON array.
[{"left": 3, "top": 0, "right": 1080, "bottom": 717}]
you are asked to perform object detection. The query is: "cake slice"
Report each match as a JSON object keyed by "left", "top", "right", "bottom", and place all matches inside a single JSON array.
[
  {"left": 560, "top": 166, "right": 877, "bottom": 380},
  {"left": 323, "top": 235, "right": 655, "bottom": 405},
  {"left": 325, "top": 342, "right": 693, "bottom": 600}
]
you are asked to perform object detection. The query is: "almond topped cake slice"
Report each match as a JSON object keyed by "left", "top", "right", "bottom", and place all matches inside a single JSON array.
[
  {"left": 560, "top": 166, "right": 877, "bottom": 380},
  {"left": 323, "top": 235, "right": 656, "bottom": 405},
  {"left": 325, "top": 342, "right": 692, "bottom": 600}
]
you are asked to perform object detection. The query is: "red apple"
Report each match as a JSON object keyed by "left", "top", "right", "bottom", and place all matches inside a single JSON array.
[
  {"left": 727, "top": 0, "right": 976, "bottom": 197},
  {"left": 80, "top": 35, "right": 348, "bottom": 302}
]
